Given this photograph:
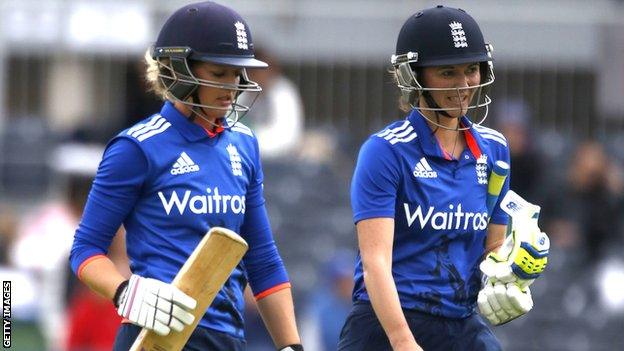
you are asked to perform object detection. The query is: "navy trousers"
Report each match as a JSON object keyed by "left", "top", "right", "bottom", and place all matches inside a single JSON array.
[
  {"left": 337, "top": 302, "right": 502, "bottom": 351},
  {"left": 112, "top": 323, "right": 246, "bottom": 351}
]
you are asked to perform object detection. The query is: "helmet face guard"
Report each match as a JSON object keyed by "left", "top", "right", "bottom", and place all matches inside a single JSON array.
[
  {"left": 391, "top": 45, "right": 495, "bottom": 130},
  {"left": 392, "top": 5, "right": 495, "bottom": 130},
  {"left": 153, "top": 46, "right": 262, "bottom": 127}
]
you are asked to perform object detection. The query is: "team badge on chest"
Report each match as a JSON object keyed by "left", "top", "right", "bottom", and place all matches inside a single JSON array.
[
  {"left": 226, "top": 144, "right": 243, "bottom": 176},
  {"left": 476, "top": 154, "right": 488, "bottom": 184}
]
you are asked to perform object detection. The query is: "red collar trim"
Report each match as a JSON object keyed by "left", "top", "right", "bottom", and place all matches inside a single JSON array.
[
  {"left": 203, "top": 124, "right": 225, "bottom": 138},
  {"left": 464, "top": 128, "right": 482, "bottom": 159}
]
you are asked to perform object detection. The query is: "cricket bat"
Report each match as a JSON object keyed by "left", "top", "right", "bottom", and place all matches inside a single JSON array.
[
  {"left": 130, "top": 227, "right": 249, "bottom": 351},
  {"left": 486, "top": 160, "right": 510, "bottom": 217}
]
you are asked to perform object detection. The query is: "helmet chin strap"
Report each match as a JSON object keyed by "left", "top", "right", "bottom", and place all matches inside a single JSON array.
[{"left": 422, "top": 91, "right": 452, "bottom": 119}]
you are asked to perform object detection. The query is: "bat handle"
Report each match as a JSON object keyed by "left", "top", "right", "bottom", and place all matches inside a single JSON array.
[{"left": 486, "top": 160, "right": 510, "bottom": 216}]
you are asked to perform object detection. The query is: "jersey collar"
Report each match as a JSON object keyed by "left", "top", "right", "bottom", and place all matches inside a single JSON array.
[
  {"left": 462, "top": 118, "right": 483, "bottom": 160},
  {"left": 160, "top": 101, "right": 225, "bottom": 142},
  {"left": 407, "top": 109, "right": 483, "bottom": 160}
]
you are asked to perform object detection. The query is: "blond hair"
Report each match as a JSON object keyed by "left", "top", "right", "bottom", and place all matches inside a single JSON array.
[
  {"left": 389, "top": 68, "right": 415, "bottom": 113},
  {"left": 144, "top": 48, "right": 170, "bottom": 101}
]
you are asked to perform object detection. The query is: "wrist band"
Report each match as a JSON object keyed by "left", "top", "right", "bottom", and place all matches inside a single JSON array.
[
  {"left": 279, "top": 345, "right": 304, "bottom": 351},
  {"left": 113, "top": 280, "right": 129, "bottom": 308}
]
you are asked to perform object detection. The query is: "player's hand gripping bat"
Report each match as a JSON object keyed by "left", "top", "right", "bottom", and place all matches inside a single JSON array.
[
  {"left": 481, "top": 190, "right": 550, "bottom": 288},
  {"left": 130, "top": 227, "right": 249, "bottom": 351},
  {"left": 478, "top": 190, "right": 550, "bottom": 325}
]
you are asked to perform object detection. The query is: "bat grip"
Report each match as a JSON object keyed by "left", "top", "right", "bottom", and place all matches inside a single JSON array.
[{"left": 486, "top": 160, "right": 510, "bottom": 217}]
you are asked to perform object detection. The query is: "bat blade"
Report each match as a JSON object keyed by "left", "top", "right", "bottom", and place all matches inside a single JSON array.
[{"left": 130, "top": 227, "right": 248, "bottom": 351}]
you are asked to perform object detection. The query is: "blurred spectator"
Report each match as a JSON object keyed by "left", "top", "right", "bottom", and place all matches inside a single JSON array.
[
  {"left": 541, "top": 140, "right": 624, "bottom": 258},
  {"left": 241, "top": 48, "right": 304, "bottom": 159},
  {"left": 493, "top": 99, "right": 544, "bottom": 202},
  {"left": 301, "top": 251, "right": 355, "bottom": 351}
]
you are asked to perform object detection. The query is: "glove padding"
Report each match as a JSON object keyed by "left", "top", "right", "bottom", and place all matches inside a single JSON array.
[
  {"left": 480, "top": 190, "right": 549, "bottom": 290},
  {"left": 478, "top": 280, "right": 533, "bottom": 325},
  {"left": 478, "top": 190, "right": 549, "bottom": 325},
  {"left": 116, "top": 274, "right": 197, "bottom": 336}
]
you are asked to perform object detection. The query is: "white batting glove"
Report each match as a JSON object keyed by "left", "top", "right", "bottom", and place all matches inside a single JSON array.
[
  {"left": 115, "top": 274, "right": 197, "bottom": 336},
  {"left": 480, "top": 190, "right": 550, "bottom": 290},
  {"left": 478, "top": 280, "right": 533, "bottom": 325},
  {"left": 478, "top": 190, "right": 549, "bottom": 325}
]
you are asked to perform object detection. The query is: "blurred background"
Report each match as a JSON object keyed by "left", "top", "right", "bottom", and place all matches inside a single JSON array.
[{"left": 1, "top": 0, "right": 624, "bottom": 350}]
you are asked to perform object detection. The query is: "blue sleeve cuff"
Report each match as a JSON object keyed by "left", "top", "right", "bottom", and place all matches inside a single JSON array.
[
  {"left": 69, "top": 242, "right": 106, "bottom": 277},
  {"left": 488, "top": 213, "right": 510, "bottom": 226},
  {"left": 353, "top": 210, "right": 396, "bottom": 224}
]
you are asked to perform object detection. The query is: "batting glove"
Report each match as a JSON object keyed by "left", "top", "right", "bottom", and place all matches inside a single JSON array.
[
  {"left": 478, "top": 280, "right": 533, "bottom": 325},
  {"left": 480, "top": 190, "right": 549, "bottom": 289},
  {"left": 114, "top": 274, "right": 197, "bottom": 336},
  {"left": 478, "top": 190, "right": 549, "bottom": 325}
]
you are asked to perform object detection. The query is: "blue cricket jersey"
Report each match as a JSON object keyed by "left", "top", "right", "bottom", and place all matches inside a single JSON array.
[
  {"left": 70, "top": 101, "right": 289, "bottom": 339},
  {"left": 351, "top": 109, "right": 511, "bottom": 318}
]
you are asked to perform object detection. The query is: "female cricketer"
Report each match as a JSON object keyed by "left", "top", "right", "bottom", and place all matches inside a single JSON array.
[
  {"left": 338, "top": 5, "right": 545, "bottom": 351},
  {"left": 69, "top": 2, "right": 303, "bottom": 350}
]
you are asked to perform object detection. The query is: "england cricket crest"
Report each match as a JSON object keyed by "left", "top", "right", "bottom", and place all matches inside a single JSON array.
[
  {"left": 449, "top": 21, "right": 468, "bottom": 48},
  {"left": 226, "top": 144, "right": 243, "bottom": 176},
  {"left": 234, "top": 21, "right": 248, "bottom": 50},
  {"left": 476, "top": 154, "right": 488, "bottom": 184}
]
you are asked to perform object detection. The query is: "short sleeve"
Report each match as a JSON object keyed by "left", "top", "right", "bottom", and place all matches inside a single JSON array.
[{"left": 351, "top": 137, "right": 402, "bottom": 223}]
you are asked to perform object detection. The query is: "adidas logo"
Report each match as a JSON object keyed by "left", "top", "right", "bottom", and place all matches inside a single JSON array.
[
  {"left": 413, "top": 157, "right": 437, "bottom": 178},
  {"left": 171, "top": 152, "right": 200, "bottom": 175}
]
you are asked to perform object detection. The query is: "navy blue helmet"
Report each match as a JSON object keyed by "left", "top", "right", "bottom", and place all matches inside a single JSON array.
[
  {"left": 391, "top": 5, "right": 494, "bottom": 127},
  {"left": 151, "top": 1, "right": 267, "bottom": 125}
]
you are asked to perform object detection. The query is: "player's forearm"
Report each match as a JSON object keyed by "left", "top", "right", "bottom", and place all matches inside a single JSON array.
[
  {"left": 363, "top": 259, "right": 418, "bottom": 349},
  {"left": 484, "top": 223, "right": 507, "bottom": 255},
  {"left": 256, "top": 287, "right": 301, "bottom": 348},
  {"left": 78, "top": 256, "right": 128, "bottom": 301}
]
